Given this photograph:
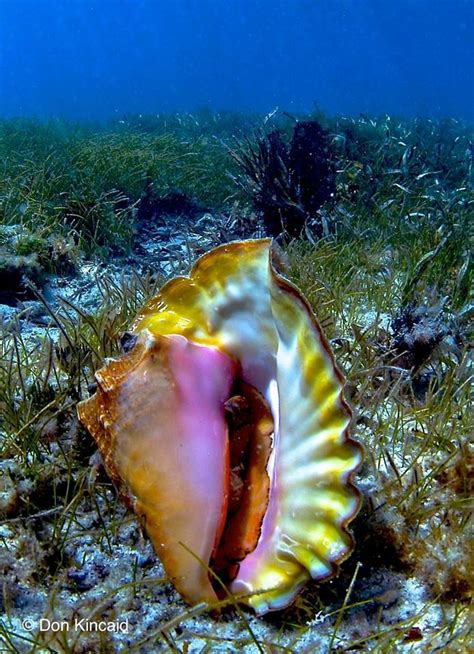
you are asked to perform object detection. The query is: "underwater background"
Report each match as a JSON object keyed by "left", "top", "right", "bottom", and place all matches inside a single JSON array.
[
  {"left": 1, "top": 0, "right": 473, "bottom": 120},
  {"left": 0, "top": 1, "right": 473, "bottom": 653}
]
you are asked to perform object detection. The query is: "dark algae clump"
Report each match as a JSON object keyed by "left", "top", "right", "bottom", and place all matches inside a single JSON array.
[
  {"left": 229, "top": 119, "right": 336, "bottom": 238},
  {"left": 0, "top": 111, "right": 472, "bottom": 653}
]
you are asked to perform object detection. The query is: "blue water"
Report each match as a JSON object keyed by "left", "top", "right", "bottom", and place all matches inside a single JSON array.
[{"left": 0, "top": 0, "right": 472, "bottom": 121}]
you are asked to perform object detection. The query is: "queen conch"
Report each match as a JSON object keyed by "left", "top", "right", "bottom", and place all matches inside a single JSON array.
[{"left": 77, "top": 239, "right": 362, "bottom": 615}]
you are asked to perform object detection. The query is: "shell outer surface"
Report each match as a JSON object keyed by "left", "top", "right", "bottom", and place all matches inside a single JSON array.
[{"left": 78, "top": 238, "right": 363, "bottom": 615}]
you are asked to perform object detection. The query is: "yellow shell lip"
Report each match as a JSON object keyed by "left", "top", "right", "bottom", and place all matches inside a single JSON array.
[
  {"left": 78, "top": 237, "right": 363, "bottom": 615},
  {"left": 269, "top": 241, "right": 364, "bottom": 540}
]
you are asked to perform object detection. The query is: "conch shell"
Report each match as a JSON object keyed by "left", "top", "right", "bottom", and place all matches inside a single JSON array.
[{"left": 78, "top": 239, "right": 362, "bottom": 614}]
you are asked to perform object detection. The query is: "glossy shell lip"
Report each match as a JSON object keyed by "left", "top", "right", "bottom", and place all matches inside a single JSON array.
[{"left": 77, "top": 238, "right": 363, "bottom": 615}]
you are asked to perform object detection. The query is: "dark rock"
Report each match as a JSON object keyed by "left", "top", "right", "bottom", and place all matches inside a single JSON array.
[
  {"left": 67, "top": 562, "right": 110, "bottom": 591},
  {"left": 390, "top": 303, "right": 448, "bottom": 371},
  {"left": 0, "top": 254, "right": 43, "bottom": 306}
]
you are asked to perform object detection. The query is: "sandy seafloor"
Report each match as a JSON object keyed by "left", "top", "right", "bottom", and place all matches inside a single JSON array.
[{"left": 1, "top": 212, "right": 471, "bottom": 653}]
